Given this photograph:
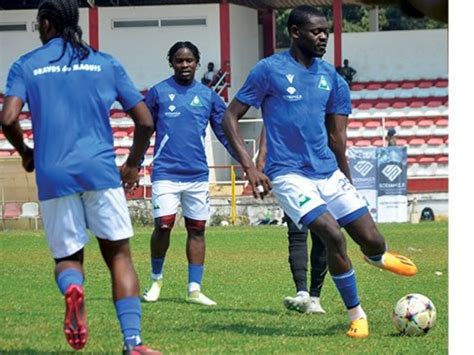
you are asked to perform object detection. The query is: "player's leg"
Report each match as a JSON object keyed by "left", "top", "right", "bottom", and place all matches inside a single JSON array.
[
  {"left": 144, "top": 181, "right": 180, "bottom": 302},
  {"left": 306, "top": 213, "right": 368, "bottom": 338},
  {"left": 345, "top": 213, "right": 417, "bottom": 276},
  {"left": 84, "top": 188, "right": 160, "bottom": 354},
  {"left": 41, "top": 194, "right": 90, "bottom": 350},
  {"left": 272, "top": 174, "right": 368, "bottom": 338},
  {"left": 326, "top": 170, "right": 417, "bottom": 276},
  {"left": 283, "top": 212, "right": 311, "bottom": 313},
  {"left": 308, "top": 231, "right": 328, "bottom": 314},
  {"left": 182, "top": 182, "right": 216, "bottom": 306}
]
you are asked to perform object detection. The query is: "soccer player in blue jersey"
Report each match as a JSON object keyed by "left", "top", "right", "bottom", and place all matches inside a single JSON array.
[
  {"left": 0, "top": 1, "right": 160, "bottom": 353},
  {"left": 142, "top": 42, "right": 236, "bottom": 307},
  {"left": 256, "top": 73, "right": 351, "bottom": 315},
  {"left": 223, "top": 5, "right": 418, "bottom": 338}
]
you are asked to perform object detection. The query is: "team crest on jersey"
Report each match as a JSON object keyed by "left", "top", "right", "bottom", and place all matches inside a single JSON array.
[
  {"left": 168, "top": 94, "right": 175, "bottom": 101},
  {"left": 286, "top": 74, "right": 295, "bottom": 84},
  {"left": 286, "top": 87, "right": 297, "bottom": 95},
  {"left": 318, "top": 76, "right": 330, "bottom": 91},
  {"left": 190, "top": 95, "right": 203, "bottom": 107}
]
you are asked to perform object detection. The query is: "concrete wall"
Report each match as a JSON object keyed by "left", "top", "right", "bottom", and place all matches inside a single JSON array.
[
  {"left": 324, "top": 29, "right": 448, "bottom": 82},
  {"left": 0, "top": 8, "right": 89, "bottom": 89},
  {"left": 98, "top": 4, "right": 221, "bottom": 90}
]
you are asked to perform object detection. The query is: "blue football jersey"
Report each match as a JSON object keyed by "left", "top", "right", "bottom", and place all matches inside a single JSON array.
[
  {"left": 236, "top": 50, "right": 351, "bottom": 180},
  {"left": 5, "top": 38, "right": 143, "bottom": 201},
  {"left": 145, "top": 77, "right": 235, "bottom": 182}
]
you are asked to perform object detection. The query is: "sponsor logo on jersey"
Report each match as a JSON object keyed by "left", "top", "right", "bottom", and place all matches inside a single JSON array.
[
  {"left": 165, "top": 104, "right": 181, "bottom": 117},
  {"left": 190, "top": 95, "right": 203, "bottom": 107},
  {"left": 354, "top": 161, "right": 374, "bottom": 177},
  {"left": 382, "top": 164, "right": 403, "bottom": 182},
  {"left": 318, "top": 75, "right": 330, "bottom": 91}
]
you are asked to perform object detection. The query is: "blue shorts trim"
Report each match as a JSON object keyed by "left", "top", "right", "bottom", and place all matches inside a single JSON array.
[
  {"left": 337, "top": 207, "right": 369, "bottom": 227},
  {"left": 299, "top": 205, "right": 328, "bottom": 227}
]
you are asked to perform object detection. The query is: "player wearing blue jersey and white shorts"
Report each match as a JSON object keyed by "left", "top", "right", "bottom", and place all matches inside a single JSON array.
[
  {"left": 142, "top": 42, "right": 236, "bottom": 307},
  {"left": 223, "top": 5, "right": 418, "bottom": 339},
  {"left": 256, "top": 72, "right": 352, "bottom": 315},
  {"left": 0, "top": 1, "right": 160, "bottom": 354}
]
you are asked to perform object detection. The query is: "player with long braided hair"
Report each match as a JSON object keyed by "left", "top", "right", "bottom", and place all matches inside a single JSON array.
[{"left": 1, "top": 0, "right": 160, "bottom": 353}]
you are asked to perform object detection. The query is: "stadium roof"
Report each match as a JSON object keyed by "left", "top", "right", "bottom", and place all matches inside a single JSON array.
[{"left": 0, "top": 0, "right": 362, "bottom": 10}]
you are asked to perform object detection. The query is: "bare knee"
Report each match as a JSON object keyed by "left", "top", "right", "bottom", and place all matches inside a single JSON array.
[
  {"left": 185, "top": 217, "right": 206, "bottom": 238},
  {"left": 154, "top": 214, "right": 176, "bottom": 234}
]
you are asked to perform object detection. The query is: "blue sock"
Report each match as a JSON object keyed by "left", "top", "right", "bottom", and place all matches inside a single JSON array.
[
  {"left": 331, "top": 269, "right": 360, "bottom": 309},
  {"left": 56, "top": 268, "right": 84, "bottom": 295},
  {"left": 115, "top": 296, "right": 142, "bottom": 347},
  {"left": 151, "top": 257, "right": 165, "bottom": 277},
  {"left": 188, "top": 264, "right": 204, "bottom": 285},
  {"left": 366, "top": 253, "right": 384, "bottom": 262}
]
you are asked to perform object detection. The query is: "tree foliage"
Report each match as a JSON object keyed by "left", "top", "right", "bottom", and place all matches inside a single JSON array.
[{"left": 276, "top": 5, "right": 447, "bottom": 48}]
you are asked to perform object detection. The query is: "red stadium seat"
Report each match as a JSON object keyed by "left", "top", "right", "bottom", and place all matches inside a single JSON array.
[
  {"left": 398, "top": 120, "right": 417, "bottom": 136},
  {"left": 111, "top": 111, "right": 126, "bottom": 119},
  {"left": 427, "top": 100, "right": 442, "bottom": 108},
  {"left": 372, "top": 139, "right": 384, "bottom": 147},
  {"left": 355, "top": 139, "right": 371, "bottom": 147},
  {"left": 418, "top": 156, "right": 435, "bottom": 164},
  {"left": 113, "top": 131, "right": 128, "bottom": 138},
  {"left": 401, "top": 82, "right": 416, "bottom": 89},
  {"left": 346, "top": 140, "right": 354, "bottom": 147},
  {"left": 367, "top": 83, "right": 382, "bottom": 90},
  {"left": 348, "top": 121, "right": 363, "bottom": 129},
  {"left": 357, "top": 102, "right": 373, "bottom": 110},
  {"left": 392, "top": 101, "right": 408, "bottom": 109},
  {"left": 374, "top": 102, "right": 390, "bottom": 109},
  {"left": 436, "top": 156, "right": 448, "bottom": 164},
  {"left": 2, "top": 202, "right": 21, "bottom": 220},
  {"left": 0, "top": 151, "right": 11, "bottom": 157},
  {"left": 396, "top": 138, "right": 408, "bottom": 146},
  {"left": 351, "top": 83, "right": 364, "bottom": 91},
  {"left": 425, "top": 137, "right": 444, "bottom": 155},
  {"left": 408, "top": 138, "right": 425, "bottom": 155},
  {"left": 418, "top": 80, "right": 433, "bottom": 89},
  {"left": 434, "top": 79, "right": 448, "bottom": 88},
  {"left": 383, "top": 82, "right": 398, "bottom": 90},
  {"left": 416, "top": 119, "right": 435, "bottom": 136},
  {"left": 19, "top": 112, "right": 31, "bottom": 120},
  {"left": 407, "top": 157, "right": 417, "bottom": 164},
  {"left": 384, "top": 120, "right": 398, "bottom": 129},
  {"left": 409, "top": 101, "right": 424, "bottom": 108}
]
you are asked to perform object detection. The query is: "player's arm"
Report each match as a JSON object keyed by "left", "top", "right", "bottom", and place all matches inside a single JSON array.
[
  {"left": 1, "top": 98, "right": 34, "bottom": 172},
  {"left": 326, "top": 113, "right": 352, "bottom": 182},
  {"left": 222, "top": 99, "right": 271, "bottom": 199},
  {"left": 255, "top": 126, "right": 267, "bottom": 172}
]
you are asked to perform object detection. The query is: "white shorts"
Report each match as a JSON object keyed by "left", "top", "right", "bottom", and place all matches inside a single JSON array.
[
  {"left": 272, "top": 170, "right": 368, "bottom": 229},
  {"left": 40, "top": 187, "right": 133, "bottom": 259},
  {"left": 151, "top": 180, "right": 210, "bottom": 220}
]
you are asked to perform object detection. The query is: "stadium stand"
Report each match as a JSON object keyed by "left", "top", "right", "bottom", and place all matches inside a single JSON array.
[{"left": 0, "top": 77, "right": 449, "bottom": 198}]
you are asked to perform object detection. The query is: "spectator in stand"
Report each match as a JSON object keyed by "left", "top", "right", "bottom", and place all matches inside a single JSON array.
[
  {"left": 336, "top": 59, "right": 357, "bottom": 88},
  {"left": 201, "top": 62, "right": 217, "bottom": 86},
  {"left": 387, "top": 127, "right": 397, "bottom": 146}
]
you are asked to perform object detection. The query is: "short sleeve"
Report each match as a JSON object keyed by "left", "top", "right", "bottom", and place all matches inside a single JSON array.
[
  {"left": 326, "top": 72, "right": 352, "bottom": 116},
  {"left": 5, "top": 61, "right": 27, "bottom": 102},
  {"left": 144, "top": 87, "right": 159, "bottom": 120},
  {"left": 235, "top": 60, "right": 269, "bottom": 109},
  {"left": 111, "top": 57, "right": 143, "bottom": 111}
]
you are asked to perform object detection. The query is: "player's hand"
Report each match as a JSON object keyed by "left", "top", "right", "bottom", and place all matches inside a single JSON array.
[
  {"left": 120, "top": 163, "right": 140, "bottom": 192},
  {"left": 245, "top": 166, "right": 272, "bottom": 200},
  {"left": 21, "top": 146, "right": 34, "bottom": 172}
]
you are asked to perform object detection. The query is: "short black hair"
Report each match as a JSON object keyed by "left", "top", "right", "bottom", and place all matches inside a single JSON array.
[
  {"left": 38, "top": 0, "right": 90, "bottom": 63},
  {"left": 287, "top": 5, "right": 326, "bottom": 33},
  {"left": 167, "top": 41, "right": 201, "bottom": 64}
]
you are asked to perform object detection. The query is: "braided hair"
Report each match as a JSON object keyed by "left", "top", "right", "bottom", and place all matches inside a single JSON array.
[
  {"left": 38, "top": 0, "right": 91, "bottom": 63},
  {"left": 167, "top": 41, "right": 201, "bottom": 65}
]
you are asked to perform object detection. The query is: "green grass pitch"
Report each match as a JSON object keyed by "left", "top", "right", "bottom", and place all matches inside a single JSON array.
[{"left": 0, "top": 222, "right": 448, "bottom": 354}]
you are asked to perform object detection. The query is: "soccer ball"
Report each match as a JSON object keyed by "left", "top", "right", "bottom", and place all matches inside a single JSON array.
[{"left": 392, "top": 293, "right": 437, "bottom": 336}]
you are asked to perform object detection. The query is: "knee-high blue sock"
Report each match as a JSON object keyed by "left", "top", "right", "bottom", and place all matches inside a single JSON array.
[
  {"left": 188, "top": 264, "right": 204, "bottom": 292},
  {"left": 331, "top": 269, "right": 360, "bottom": 309},
  {"left": 151, "top": 257, "right": 165, "bottom": 279},
  {"left": 115, "top": 296, "right": 142, "bottom": 347},
  {"left": 56, "top": 268, "right": 84, "bottom": 295}
]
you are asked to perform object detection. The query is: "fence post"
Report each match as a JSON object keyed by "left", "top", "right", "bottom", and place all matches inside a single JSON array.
[{"left": 230, "top": 165, "right": 237, "bottom": 225}]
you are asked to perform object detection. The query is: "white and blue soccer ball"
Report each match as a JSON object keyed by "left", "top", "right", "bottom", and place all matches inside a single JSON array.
[{"left": 392, "top": 293, "right": 437, "bottom": 336}]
